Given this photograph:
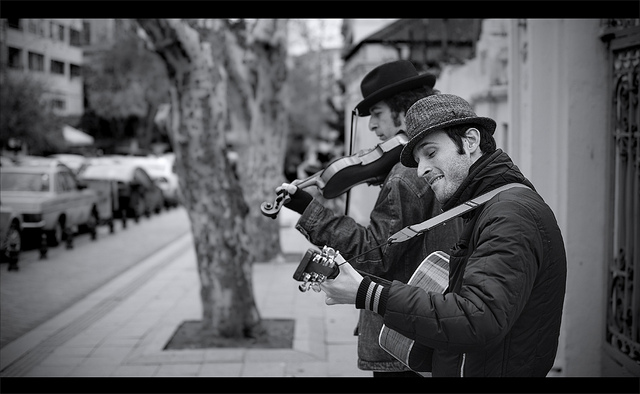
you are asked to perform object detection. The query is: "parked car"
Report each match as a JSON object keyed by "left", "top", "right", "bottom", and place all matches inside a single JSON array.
[
  {"left": 0, "top": 157, "right": 100, "bottom": 251},
  {"left": 79, "top": 162, "right": 164, "bottom": 223},
  {"left": 77, "top": 177, "right": 118, "bottom": 233},
  {"left": 48, "top": 154, "right": 89, "bottom": 175},
  {"left": 134, "top": 156, "right": 181, "bottom": 208},
  {"left": 0, "top": 204, "right": 22, "bottom": 270},
  {"left": 1, "top": 156, "right": 16, "bottom": 167}
]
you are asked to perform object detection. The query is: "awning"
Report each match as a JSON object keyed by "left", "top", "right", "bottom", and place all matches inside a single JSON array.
[{"left": 63, "top": 125, "right": 94, "bottom": 146}]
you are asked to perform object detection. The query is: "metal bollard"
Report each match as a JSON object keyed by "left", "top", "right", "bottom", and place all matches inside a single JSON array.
[
  {"left": 39, "top": 232, "right": 48, "bottom": 259},
  {"left": 65, "top": 228, "right": 73, "bottom": 249}
]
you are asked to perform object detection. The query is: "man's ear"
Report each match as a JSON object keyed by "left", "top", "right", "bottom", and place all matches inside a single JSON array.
[{"left": 464, "top": 127, "right": 481, "bottom": 153}]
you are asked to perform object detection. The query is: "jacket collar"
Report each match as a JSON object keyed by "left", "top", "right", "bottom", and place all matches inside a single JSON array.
[{"left": 442, "top": 149, "right": 536, "bottom": 212}]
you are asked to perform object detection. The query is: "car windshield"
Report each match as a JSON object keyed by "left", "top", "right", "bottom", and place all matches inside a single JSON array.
[{"left": 1, "top": 172, "right": 51, "bottom": 192}]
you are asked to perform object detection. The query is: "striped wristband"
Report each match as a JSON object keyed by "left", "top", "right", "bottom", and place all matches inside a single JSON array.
[{"left": 355, "top": 277, "right": 388, "bottom": 315}]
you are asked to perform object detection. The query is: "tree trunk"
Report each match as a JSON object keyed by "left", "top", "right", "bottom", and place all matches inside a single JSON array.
[
  {"left": 219, "top": 19, "right": 289, "bottom": 263},
  {"left": 141, "top": 102, "right": 158, "bottom": 152},
  {"left": 137, "top": 19, "right": 263, "bottom": 338}
]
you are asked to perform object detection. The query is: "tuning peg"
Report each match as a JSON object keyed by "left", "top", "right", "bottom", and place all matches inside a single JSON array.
[
  {"left": 324, "top": 246, "right": 336, "bottom": 257},
  {"left": 299, "top": 282, "right": 311, "bottom": 292}
]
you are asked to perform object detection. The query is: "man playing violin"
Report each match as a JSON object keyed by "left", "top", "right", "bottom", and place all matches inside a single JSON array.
[{"left": 277, "top": 60, "right": 462, "bottom": 377}]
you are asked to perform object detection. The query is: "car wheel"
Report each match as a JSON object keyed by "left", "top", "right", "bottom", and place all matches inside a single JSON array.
[{"left": 48, "top": 220, "right": 64, "bottom": 246}]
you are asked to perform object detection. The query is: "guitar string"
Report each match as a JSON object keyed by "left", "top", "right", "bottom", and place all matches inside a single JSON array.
[
  {"left": 337, "top": 239, "right": 391, "bottom": 266},
  {"left": 335, "top": 239, "right": 394, "bottom": 286}
]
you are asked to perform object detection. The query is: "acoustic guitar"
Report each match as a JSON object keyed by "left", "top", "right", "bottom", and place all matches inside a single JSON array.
[{"left": 293, "top": 246, "right": 449, "bottom": 373}]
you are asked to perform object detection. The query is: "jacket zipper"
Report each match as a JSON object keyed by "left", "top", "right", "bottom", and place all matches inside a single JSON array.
[{"left": 459, "top": 353, "right": 466, "bottom": 377}]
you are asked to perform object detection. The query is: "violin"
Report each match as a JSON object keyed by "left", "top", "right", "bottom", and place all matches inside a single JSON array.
[{"left": 260, "top": 132, "right": 409, "bottom": 219}]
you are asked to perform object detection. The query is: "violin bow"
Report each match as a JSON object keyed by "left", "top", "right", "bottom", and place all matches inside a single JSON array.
[{"left": 344, "top": 109, "right": 358, "bottom": 216}]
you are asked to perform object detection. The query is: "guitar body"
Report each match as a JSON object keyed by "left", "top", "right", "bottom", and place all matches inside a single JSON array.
[{"left": 378, "top": 250, "right": 449, "bottom": 373}]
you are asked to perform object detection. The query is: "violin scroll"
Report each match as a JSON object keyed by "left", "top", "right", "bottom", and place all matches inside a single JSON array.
[{"left": 260, "top": 189, "right": 291, "bottom": 219}]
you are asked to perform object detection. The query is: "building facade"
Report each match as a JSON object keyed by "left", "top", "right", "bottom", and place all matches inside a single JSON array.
[
  {"left": 342, "top": 18, "right": 640, "bottom": 377},
  {"left": 0, "top": 18, "right": 84, "bottom": 117}
]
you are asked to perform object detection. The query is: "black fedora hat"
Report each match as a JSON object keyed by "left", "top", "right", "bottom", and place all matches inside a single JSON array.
[
  {"left": 400, "top": 94, "right": 497, "bottom": 168},
  {"left": 354, "top": 60, "right": 436, "bottom": 117}
]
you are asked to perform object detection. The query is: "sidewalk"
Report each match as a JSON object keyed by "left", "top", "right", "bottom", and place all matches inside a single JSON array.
[{"left": 0, "top": 209, "right": 371, "bottom": 378}]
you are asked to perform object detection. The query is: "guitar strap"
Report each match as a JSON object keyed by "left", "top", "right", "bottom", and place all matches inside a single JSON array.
[{"left": 387, "top": 183, "right": 531, "bottom": 244}]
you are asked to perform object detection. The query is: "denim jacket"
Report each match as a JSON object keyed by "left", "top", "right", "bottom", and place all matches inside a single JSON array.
[{"left": 296, "top": 161, "right": 462, "bottom": 371}]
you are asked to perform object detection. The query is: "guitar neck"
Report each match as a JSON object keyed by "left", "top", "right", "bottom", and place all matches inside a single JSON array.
[
  {"left": 295, "top": 247, "right": 393, "bottom": 288},
  {"left": 354, "top": 269, "right": 392, "bottom": 286},
  {"left": 331, "top": 250, "right": 393, "bottom": 286}
]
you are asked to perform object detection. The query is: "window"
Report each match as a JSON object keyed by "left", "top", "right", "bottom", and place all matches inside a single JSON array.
[
  {"left": 49, "top": 22, "right": 65, "bottom": 41},
  {"left": 7, "top": 19, "right": 21, "bottom": 30},
  {"left": 82, "top": 21, "right": 91, "bottom": 45},
  {"left": 60, "top": 172, "right": 78, "bottom": 191},
  {"left": 70, "top": 64, "right": 81, "bottom": 79},
  {"left": 8, "top": 47, "right": 22, "bottom": 69},
  {"left": 51, "top": 99, "right": 66, "bottom": 111},
  {"left": 27, "top": 19, "right": 38, "bottom": 35},
  {"left": 25, "top": 19, "right": 45, "bottom": 36},
  {"left": 49, "top": 21, "right": 57, "bottom": 40},
  {"left": 69, "top": 28, "right": 81, "bottom": 47},
  {"left": 51, "top": 59, "right": 65, "bottom": 75},
  {"left": 55, "top": 23, "right": 65, "bottom": 41},
  {"left": 28, "top": 51, "right": 44, "bottom": 72},
  {"left": 55, "top": 172, "right": 68, "bottom": 192},
  {"left": 0, "top": 173, "right": 49, "bottom": 192}
]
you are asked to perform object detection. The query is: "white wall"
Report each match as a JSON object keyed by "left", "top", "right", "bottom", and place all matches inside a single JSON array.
[
  {"left": 437, "top": 19, "right": 510, "bottom": 151},
  {"left": 512, "top": 19, "right": 609, "bottom": 376}
]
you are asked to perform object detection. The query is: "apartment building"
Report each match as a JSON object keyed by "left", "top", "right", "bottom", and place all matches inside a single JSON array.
[{"left": 0, "top": 18, "right": 84, "bottom": 117}]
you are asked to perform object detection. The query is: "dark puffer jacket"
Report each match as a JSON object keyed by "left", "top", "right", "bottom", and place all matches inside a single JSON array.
[
  {"left": 358, "top": 149, "right": 567, "bottom": 376},
  {"left": 296, "top": 160, "right": 461, "bottom": 372}
]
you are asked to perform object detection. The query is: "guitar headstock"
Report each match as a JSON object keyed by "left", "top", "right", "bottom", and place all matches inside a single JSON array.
[{"left": 293, "top": 246, "right": 343, "bottom": 292}]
